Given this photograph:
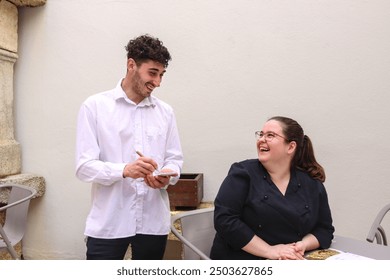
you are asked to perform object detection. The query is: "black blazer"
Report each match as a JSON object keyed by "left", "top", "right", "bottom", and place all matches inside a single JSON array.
[{"left": 210, "top": 159, "right": 335, "bottom": 260}]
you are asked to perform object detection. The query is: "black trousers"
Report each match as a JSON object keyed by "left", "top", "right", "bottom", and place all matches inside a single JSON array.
[{"left": 86, "top": 234, "right": 168, "bottom": 260}]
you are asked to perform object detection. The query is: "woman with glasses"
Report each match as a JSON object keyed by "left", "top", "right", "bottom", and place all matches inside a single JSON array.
[{"left": 210, "top": 116, "right": 334, "bottom": 260}]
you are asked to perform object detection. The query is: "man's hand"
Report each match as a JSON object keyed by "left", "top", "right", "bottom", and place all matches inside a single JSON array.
[
  {"left": 145, "top": 169, "right": 177, "bottom": 189},
  {"left": 122, "top": 156, "right": 158, "bottom": 179}
]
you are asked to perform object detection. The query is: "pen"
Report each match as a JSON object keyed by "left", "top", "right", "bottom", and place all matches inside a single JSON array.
[
  {"left": 136, "top": 150, "right": 144, "bottom": 157},
  {"left": 136, "top": 150, "right": 159, "bottom": 172}
]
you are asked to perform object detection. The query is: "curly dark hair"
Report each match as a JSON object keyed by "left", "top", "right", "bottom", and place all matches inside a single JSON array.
[{"left": 125, "top": 34, "right": 171, "bottom": 68}]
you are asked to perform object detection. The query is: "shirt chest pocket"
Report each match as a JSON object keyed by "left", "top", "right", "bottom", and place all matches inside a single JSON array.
[
  {"left": 145, "top": 126, "right": 162, "bottom": 138},
  {"left": 145, "top": 127, "right": 164, "bottom": 142},
  {"left": 144, "top": 126, "right": 167, "bottom": 163}
]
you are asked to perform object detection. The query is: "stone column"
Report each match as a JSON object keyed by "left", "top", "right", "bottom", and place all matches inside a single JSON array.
[
  {"left": 0, "top": 0, "right": 46, "bottom": 190},
  {"left": 0, "top": 0, "right": 20, "bottom": 177},
  {"left": 0, "top": 0, "right": 46, "bottom": 259}
]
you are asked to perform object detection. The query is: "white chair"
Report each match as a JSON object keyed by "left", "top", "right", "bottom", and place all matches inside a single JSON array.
[
  {"left": 170, "top": 207, "right": 215, "bottom": 260},
  {"left": 366, "top": 203, "right": 390, "bottom": 245},
  {"left": 0, "top": 183, "right": 37, "bottom": 259}
]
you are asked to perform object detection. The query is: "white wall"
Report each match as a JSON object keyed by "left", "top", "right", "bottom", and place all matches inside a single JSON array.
[{"left": 14, "top": 0, "right": 390, "bottom": 259}]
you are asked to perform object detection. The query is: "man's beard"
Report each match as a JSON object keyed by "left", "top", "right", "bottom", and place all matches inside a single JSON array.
[{"left": 131, "top": 71, "right": 149, "bottom": 98}]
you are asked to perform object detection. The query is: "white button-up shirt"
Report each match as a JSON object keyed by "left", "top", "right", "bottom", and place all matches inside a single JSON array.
[{"left": 76, "top": 80, "right": 183, "bottom": 238}]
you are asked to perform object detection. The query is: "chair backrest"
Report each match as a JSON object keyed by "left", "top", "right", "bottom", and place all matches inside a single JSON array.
[
  {"left": 366, "top": 203, "right": 390, "bottom": 245},
  {"left": 0, "top": 184, "right": 37, "bottom": 259},
  {"left": 170, "top": 207, "right": 215, "bottom": 260}
]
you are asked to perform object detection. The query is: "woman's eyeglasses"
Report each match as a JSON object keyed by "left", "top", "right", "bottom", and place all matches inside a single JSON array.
[{"left": 255, "top": 131, "right": 289, "bottom": 142}]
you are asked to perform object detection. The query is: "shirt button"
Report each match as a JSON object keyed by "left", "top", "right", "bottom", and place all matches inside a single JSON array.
[
  {"left": 305, "top": 205, "right": 309, "bottom": 209},
  {"left": 263, "top": 195, "right": 268, "bottom": 200}
]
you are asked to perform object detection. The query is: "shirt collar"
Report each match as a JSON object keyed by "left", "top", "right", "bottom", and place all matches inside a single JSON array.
[{"left": 113, "top": 79, "right": 156, "bottom": 107}]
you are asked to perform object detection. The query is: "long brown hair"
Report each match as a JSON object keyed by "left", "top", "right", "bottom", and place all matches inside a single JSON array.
[{"left": 268, "top": 116, "right": 326, "bottom": 182}]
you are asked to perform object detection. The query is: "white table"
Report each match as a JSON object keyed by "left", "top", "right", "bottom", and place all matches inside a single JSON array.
[{"left": 330, "top": 235, "right": 390, "bottom": 260}]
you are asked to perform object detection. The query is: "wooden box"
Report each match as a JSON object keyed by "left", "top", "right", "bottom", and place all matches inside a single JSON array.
[{"left": 167, "top": 173, "right": 203, "bottom": 209}]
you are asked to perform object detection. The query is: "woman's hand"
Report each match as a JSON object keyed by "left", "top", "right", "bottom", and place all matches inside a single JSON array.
[
  {"left": 270, "top": 243, "right": 305, "bottom": 260},
  {"left": 242, "top": 235, "right": 305, "bottom": 260},
  {"left": 293, "top": 241, "right": 306, "bottom": 257}
]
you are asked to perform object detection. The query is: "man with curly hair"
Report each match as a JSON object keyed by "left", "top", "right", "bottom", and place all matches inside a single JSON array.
[{"left": 76, "top": 34, "right": 183, "bottom": 260}]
